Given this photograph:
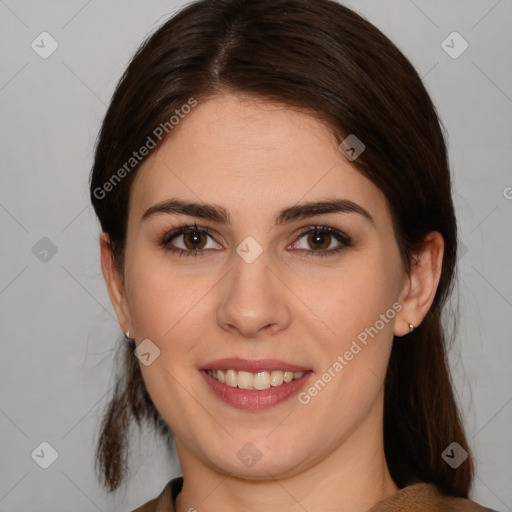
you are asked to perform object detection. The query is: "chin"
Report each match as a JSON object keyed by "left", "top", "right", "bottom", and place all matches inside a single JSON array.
[{"left": 200, "top": 438, "right": 312, "bottom": 480}]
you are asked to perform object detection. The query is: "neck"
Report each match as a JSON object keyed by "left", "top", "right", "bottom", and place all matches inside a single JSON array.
[{"left": 174, "top": 405, "right": 398, "bottom": 512}]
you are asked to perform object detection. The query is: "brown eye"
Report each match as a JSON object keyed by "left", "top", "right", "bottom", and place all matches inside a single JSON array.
[
  {"left": 182, "top": 230, "right": 207, "bottom": 250},
  {"left": 291, "top": 226, "right": 352, "bottom": 257},
  {"left": 161, "top": 225, "right": 222, "bottom": 258},
  {"left": 161, "top": 224, "right": 351, "bottom": 259},
  {"left": 306, "top": 231, "right": 332, "bottom": 251}
]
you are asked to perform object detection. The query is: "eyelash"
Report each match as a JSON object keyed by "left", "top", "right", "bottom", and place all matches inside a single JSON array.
[{"left": 159, "top": 223, "right": 353, "bottom": 259}]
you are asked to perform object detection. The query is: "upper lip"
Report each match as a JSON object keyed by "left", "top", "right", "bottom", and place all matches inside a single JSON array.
[{"left": 201, "top": 357, "right": 311, "bottom": 373}]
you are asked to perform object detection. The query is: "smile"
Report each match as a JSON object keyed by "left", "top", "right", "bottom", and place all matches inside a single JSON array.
[{"left": 205, "top": 369, "right": 306, "bottom": 390}]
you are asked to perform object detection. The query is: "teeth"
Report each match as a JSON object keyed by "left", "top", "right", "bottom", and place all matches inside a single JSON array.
[
  {"left": 270, "top": 370, "right": 284, "bottom": 386},
  {"left": 225, "top": 369, "right": 237, "bottom": 387},
  {"left": 206, "top": 369, "right": 306, "bottom": 390},
  {"left": 237, "top": 370, "right": 253, "bottom": 389},
  {"left": 253, "top": 371, "right": 271, "bottom": 390}
]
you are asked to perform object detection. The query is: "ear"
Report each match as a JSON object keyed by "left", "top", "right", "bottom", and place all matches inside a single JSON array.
[
  {"left": 100, "top": 232, "right": 133, "bottom": 336},
  {"left": 394, "top": 231, "right": 445, "bottom": 337}
]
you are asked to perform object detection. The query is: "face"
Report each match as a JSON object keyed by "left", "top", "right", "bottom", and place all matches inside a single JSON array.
[{"left": 113, "top": 93, "right": 411, "bottom": 479}]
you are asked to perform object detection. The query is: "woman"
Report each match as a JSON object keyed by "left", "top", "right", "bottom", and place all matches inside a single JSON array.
[{"left": 89, "top": 0, "right": 498, "bottom": 510}]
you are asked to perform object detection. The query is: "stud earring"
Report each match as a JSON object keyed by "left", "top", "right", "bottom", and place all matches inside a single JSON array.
[
  {"left": 408, "top": 323, "right": 415, "bottom": 333},
  {"left": 124, "top": 330, "right": 132, "bottom": 339}
]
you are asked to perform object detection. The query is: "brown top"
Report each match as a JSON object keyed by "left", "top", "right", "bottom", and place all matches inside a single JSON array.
[{"left": 130, "top": 476, "right": 499, "bottom": 512}]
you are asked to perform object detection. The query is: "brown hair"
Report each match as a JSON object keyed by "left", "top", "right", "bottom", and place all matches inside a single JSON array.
[{"left": 90, "top": 0, "right": 473, "bottom": 497}]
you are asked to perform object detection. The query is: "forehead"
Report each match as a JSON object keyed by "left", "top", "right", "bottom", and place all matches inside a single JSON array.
[{"left": 129, "top": 94, "right": 390, "bottom": 228}]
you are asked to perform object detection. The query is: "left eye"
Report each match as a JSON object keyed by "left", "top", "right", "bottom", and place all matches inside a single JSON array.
[{"left": 290, "top": 226, "right": 352, "bottom": 256}]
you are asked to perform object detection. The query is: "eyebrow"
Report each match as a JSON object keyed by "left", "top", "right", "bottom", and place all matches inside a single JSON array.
[{"left": 141, "top": 198, "right": 375, "bottom": 226}]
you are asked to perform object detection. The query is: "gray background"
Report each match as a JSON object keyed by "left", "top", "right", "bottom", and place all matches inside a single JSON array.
[{"left": 0, "top": 1, "right": 511, "bottom": 511}]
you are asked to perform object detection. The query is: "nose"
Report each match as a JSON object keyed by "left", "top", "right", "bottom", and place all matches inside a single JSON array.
[{"left": 216, "top": 251, "right": 292, "bottom": 339}]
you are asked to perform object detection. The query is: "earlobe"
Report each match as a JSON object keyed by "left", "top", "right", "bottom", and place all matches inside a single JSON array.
[
  {"left": 394, "top": 231, "right": 445, "bottom": 337},
  {"left": 100, "top": 232, "right": 133, "bottom": 335}
]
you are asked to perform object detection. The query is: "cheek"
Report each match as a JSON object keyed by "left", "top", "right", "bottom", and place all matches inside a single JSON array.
[
  {"left": 294, "top": 253, "right": 401, "bottom": 348},
  {"left": 128, "top": 275, "right": 174, "bottom": 337},
  {"left": 295, "top": 262, "right": 399, "bottom": 422},
  {"left": 124, "top": 247, "right": 206, "bottom": 339}
]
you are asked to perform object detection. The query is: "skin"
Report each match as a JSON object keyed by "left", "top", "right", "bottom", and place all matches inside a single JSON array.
[{"left": 101, "top": 93, "right": 444, "bottom": 512}]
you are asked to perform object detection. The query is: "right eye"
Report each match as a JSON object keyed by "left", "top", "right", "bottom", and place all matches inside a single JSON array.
[{"left": 160, "top": 225, "right": 222, "bottom": 257}]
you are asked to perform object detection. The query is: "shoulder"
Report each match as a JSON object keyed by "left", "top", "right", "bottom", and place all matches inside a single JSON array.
[
  {"left": 369, "top": 482, "right": 499, "bottom": 511},
  {"left": 130, "top": 476, "right": 183, "bottom": 512}
]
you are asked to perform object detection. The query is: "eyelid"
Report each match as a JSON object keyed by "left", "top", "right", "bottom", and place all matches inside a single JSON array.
[{"left": 294, "top": 224, "right": 352, "bottom": 244}]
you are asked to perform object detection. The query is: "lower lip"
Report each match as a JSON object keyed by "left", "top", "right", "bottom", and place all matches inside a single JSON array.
[{"left": 201, "top": 370, "right": 313, "bottom": 410}]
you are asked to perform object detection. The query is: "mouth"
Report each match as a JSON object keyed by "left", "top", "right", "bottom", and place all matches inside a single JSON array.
[{"left": 200, "top": 358, "right": 313, "bottom": 410}]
